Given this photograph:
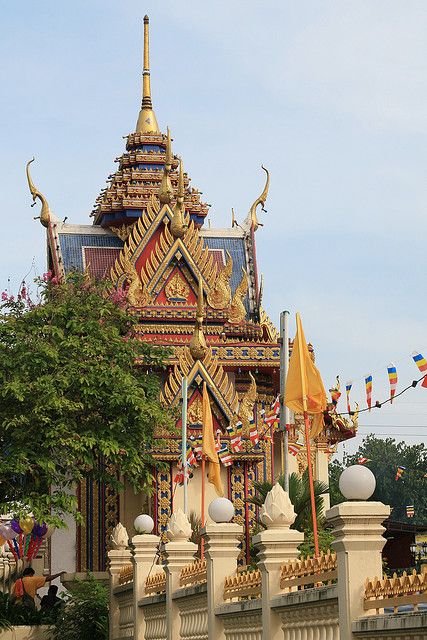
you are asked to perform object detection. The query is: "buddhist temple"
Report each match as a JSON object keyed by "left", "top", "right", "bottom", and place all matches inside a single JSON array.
[{"left": 28, "top": 16, "right": 357, "bottom": 573}]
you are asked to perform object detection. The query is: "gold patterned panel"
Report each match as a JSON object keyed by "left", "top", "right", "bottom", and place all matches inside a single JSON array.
[
  {"left": 207, "top": 251, "right": 232, "bottom": 310},
  {"left": 165, "top": 272, "right": 190, "bottom": 302}
]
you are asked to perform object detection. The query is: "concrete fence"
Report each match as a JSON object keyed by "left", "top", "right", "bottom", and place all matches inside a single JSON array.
[{"left": 108, "top": 487, "right": 427, "bottom": 640}]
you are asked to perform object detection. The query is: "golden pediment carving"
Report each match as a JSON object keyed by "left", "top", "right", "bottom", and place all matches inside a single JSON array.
[{"left": 165, "top": 272, "right": 190, "bottom": 302}]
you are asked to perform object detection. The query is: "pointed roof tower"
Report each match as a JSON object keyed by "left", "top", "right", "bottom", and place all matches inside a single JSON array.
[
  {"left": 92, "top": 16, "right": 209, "bottom": 229},
  {"left": 136, "top": 16, "right": 160, "bottom": 134}
]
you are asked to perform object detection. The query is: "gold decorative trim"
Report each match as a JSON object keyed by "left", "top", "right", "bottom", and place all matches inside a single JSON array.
[
  {"left": 180, "top": 559, "right": 207, "bottom": 587},
  {"left": 228, "top": 269, "right": 249, "bottom": 324},
  {"left": 118, "top": 564, "right": 134, "bottom": 585},
  {"left": 145, "top": 570, "right": 166, "bottom": 594},
  {"left": 207, "top": 251, "right": 232, "bottom": 310},
  {"left": 260, "top": 306, "right": 279, "bottom": 341},
  {"left": 280, "top": 551, "right": 337, "bottom": 591},
  {"left": 364, "top": 570, "right": 427, "bottom": 613},
  {"left": 223, "top": 567, "right": 261, "bottom": 600}
]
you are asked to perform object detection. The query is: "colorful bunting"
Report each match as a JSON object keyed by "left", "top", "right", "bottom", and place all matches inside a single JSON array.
[
  {"left": 395, "top": 465, "right": 406, "bottom": 481},
  {"left": 387, "top": 363, "right": 398, "bottom": 403},
  {"left": 406, "top": 505, "right": 414, "bottom": 518},
  {"left": 345, "top": 381, "right": 352, "bottom": 413},
  {"left": 227, "top": 420, "right": 243, "bottom": 453},
  {"left": 329, "top": 376, "right": 341, "bottom": 406},
  {"left": 218, "top": 444, "right": 233, "bottom": 466},
  {"left": 288, "top": 441, "right": 304, "bottom": 456},
  {"left": 249, "top": 417, "right": 259, "bottom": 446},
  {"left": 365, "top": 374, "right": 373, "bottom": 411},
  {"left": 412, "top": 352, "right": 427, "bottom": 388},
  {"left": 357, "top": 457, "right": 370, "bottom": 465}
]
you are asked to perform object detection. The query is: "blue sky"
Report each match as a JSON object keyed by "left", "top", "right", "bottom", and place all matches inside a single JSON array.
[{"left": 1, "top": 1, "right": 426, "bottom": 451}]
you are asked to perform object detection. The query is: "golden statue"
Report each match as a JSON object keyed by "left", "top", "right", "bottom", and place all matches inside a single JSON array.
[
  {"left": 158, "top": 127, "right": 173, "bottom": 205},
  {"left": 170, "top": 159, "right": 186, "bottom": 238},
  {"left": 249, "top": 165, "right": 269, "bottom": 231},
  {"left": 26, "top": 158, "right": 51, "bottom": 228},
  {"left": 189, "top": 278, "right": 208, "bottom": 361},
  {"left": 122, "top": 248, "right": 150, "bottom": 307},
  {"left": 228, "top": 268, "right": 248, "bottom": 324},
  {"left": 207, "top": 251, "right": 233, "bottom": 310},
  {"left": 239, "top": 372, "right": 257, "bottom": 435}
]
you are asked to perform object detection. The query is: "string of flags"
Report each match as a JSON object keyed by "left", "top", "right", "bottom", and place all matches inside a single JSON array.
[
  {"left": 406, "top": 505, "right": 414, "bottom": 518},
  {"left": 336, "top": 351, "right": 427, "bottom": 415}
]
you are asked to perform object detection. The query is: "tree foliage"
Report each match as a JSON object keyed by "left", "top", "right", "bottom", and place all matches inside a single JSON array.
[
  {"left": 52, "top": 574, "right": 108, "bottom": 640},
  {"left": 329, "top": 435, "right": 427, "bottom": 524},
  {"left": 0, "top": 274, "right": 172, "bottom": 525}
]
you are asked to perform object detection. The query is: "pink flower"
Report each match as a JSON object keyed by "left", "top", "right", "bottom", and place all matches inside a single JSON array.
[
  {"left": 1, "top": 291, "right": 8, "bottom": 301},
  {"left": 42, "top": 271, "right": 53, "bottom": 282},
  {"left": 51, "top": 276, "right": 59, "bottom": 285}
]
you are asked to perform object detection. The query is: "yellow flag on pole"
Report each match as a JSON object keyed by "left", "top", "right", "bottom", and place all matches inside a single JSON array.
[
  {"left": 202, "top": 382, "right": 224, "bottom": 497},
  {"left": 284, "top": 313, "right": 327, "bottom": 437}
]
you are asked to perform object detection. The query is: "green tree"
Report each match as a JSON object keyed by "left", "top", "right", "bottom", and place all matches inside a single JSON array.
[
  {"left": 0, "top": 273, "right": 172, "bottom": 526},
  {"left": 247, "top": 470, "right": 329, "bottom": 532},
  {"left": 329, "top": 435, "right": 427, "bottom": 524},
  {"left": 51, "top": 574, "right": 108, "bottom": 640}
]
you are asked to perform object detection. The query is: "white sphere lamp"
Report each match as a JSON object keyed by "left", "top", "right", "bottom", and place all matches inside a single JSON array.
[
  {"left": 134, "top": 514, "right": 154, "bottom": 534},
  {"left": 208, "top": 498, "right": 235, "bottom": 523},
  {"left": 339, "top": 465, "right": 376, "bottom": 501}
]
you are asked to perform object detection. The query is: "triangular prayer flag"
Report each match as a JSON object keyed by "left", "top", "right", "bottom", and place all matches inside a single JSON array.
[
  {"left": 412, "top": 351, "right": 427, "bottom": 388},
  {"left": 387, "top": 363, "right": 398, "bottom": 403},
  {"left": 365, "top": 374, "right": 373, "bottom": 411},
  {"left": 345, "top": 381, "right": 352, "bottom": 414}
]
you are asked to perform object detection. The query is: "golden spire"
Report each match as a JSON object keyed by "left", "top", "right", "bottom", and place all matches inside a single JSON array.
[
  {"left": 158, "top": 127, "right": 173, "bottom": 204},
  {"left": 170, "top": 158, "right": 186, "bottom": 238},
  {"left": 249, "top": 165, "right": 270, "bottom": 231},
  {"left": 136, "top": 16, "right": 160, "bottom": 134},
  {"left": 189, "top": 278, "right": 208, "bottom": 360},
  {"left": 26, "top": 158, "right": 51, "bottom": 227}
]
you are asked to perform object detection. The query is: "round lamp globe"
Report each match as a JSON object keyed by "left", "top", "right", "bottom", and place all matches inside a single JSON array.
[
  {"left": 134, "top": 514, "right": 154, "bottom": 534},
  {"left": 339, "top": 465, "right": 376, "bottom": 501},
  {"left": 208, "top": 498, "right": 235, "bottom": 523}
]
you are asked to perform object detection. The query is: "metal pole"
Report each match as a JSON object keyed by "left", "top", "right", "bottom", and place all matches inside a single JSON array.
[
  {"left": 279, "top": 310, "right": 290, "bottom": 491},
  {"left": 181, "top": 377, "right": 188, "bottom": 515}
]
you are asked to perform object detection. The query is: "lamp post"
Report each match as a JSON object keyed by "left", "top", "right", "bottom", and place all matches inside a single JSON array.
[{"left": 410, "top": 541, "right": 427, "bottom": 573}]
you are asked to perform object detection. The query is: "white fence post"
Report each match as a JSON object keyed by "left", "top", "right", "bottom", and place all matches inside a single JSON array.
[
  {"left": 164, "top": 509, "right": 197, "bottom": 640},
  {"left": 108, "top": 523, "right": 131, "bottom": 640},
  {"left": 326, "top": 500, "right": 390, "bottom": 640},
  {"left": 203, "top": 520, "right": 242, "bottom": 640},
  {"left": 253, "top": 483, "right": 304, "bottom": 640},
  {"left": 132, "top": 531, "right": 160, "bottom": 640}
]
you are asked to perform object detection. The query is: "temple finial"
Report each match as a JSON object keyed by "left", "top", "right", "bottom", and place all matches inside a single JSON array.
[
  {"left": 26, "top": 158, "right": 51, "bottom": 227},
  {"left": 189, "top": 278, "right": 207, "bottom": 360},
  {"left": 249, "top": 165, "right": 269, "bottom": 231},
  {"left": 136, "top": 15, "right": 160, "bottom": 134},
  {"left": 170, "top": 158, "right": 186, "bottom": 238},
  {"left": 158, "top": 127, "right": 173, "bottom": 204}
]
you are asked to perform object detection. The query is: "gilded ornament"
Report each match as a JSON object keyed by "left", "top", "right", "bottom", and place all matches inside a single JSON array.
[
  {"left": 170, "top": 159, "right": 186, "bottom": 238},
  {"left": 158, "top": 127, "right": 173, "bottom": 204},
  {"left": 26, "top": 158, "right": 51, "bottom": 228},
  {"left": 122, "top": 248, "right": 150, "bottom": 307},
  {"left": 207, "top": 251, "right": 232, "bottom": 310},
  {"left": 189, "top": 278, "right": 208, "bottom": 361},
  {"left": 249, "top": 165, "right": 270, "bottom": 231},
  {"left": 239, "top": 371, "right": 257, "bottom": 434},
  {"left": 187, "top": 394, "right": 203, "bottom": 425},
  {"left": 111, "top": 223, "right": 135, "bottom": 241},
  {"left": 165, "top": 272, "right": 190, "bottom": 302},
  {"left": 228, "top": 268, "right": 249, "bottom": 324}
]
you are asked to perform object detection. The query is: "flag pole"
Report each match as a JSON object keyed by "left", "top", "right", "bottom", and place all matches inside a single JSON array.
[
  {"left": 280, "top": 310, "right": 290, "bottom": 490},
  {"left": 295, "top": 314, "right": 320, "bottom": 557},
  {"left": 181, "top": 377, "right": 188, "bottom": 516}
]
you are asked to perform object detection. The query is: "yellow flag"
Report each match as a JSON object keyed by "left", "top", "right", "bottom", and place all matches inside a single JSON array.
[
  {"left": 202, "top": 382, "right": 224, "bottom": 497},
  {"left": 284, "top": 313, "right": 327, "bottom": 436}
]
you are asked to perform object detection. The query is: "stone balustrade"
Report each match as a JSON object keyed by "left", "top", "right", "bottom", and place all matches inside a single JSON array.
[{"left": 108, "top": 484, "right": 427, "bottom": 640}]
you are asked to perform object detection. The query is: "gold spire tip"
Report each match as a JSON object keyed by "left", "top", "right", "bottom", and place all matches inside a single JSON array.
[{"left": 136, "top": 14, "right": 159, "bottom": 134}]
